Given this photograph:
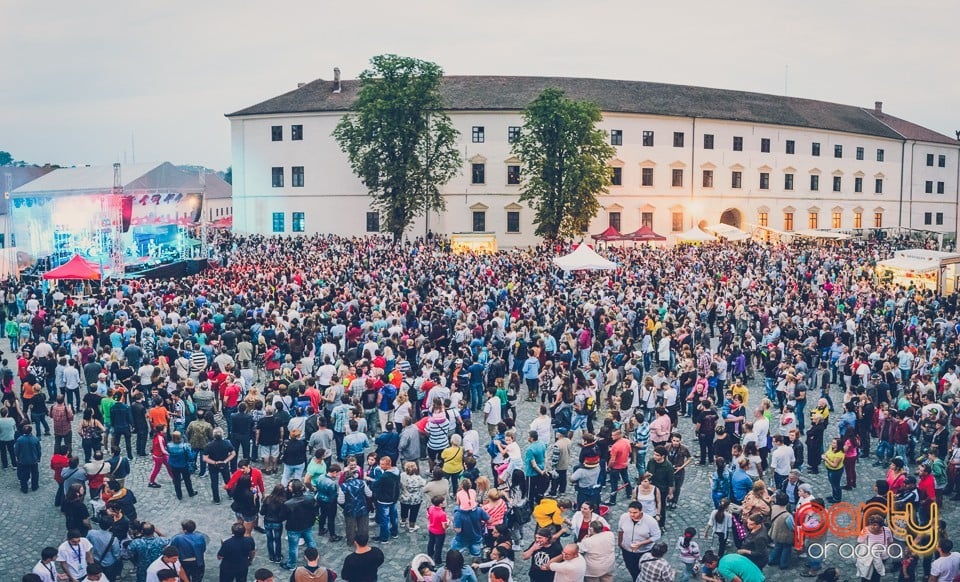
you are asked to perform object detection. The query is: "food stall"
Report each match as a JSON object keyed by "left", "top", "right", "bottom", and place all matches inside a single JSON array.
[{"left": 875, "top": 249, "right": 960, "bottom": 294}]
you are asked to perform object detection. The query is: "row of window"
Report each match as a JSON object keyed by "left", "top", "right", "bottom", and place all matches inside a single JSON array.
[
  {"left": 760, "top": 211, "right": 882, "bottom": 230},
  {"left": 926, "top": 154, "right": 947, "bottom": 167},
  {"left": 609, "top": 209, "right": 884, "bottom": 233},
  {"left": 470, "top": 163, "right": 521, "bottom": 185},
  {"left": 271, "top": 211, "right": 306, "bottom": 232},
  {"left": 924, "top": 212, "right": 946, "bottom": 226},
  {"left": 362, "top": 210, "right": 522, "bottom": 234},
  {"left": 271, "top": 167, "right": 305, "bottom": 188},
  {"left": 603, "top": 129, "right": 888, "bottom": 160},
  {"left": 925, "top": 181, "right": 947, "bottom": 194},
  {"left": 271, "top": 125, "right": 303, "bottom": 141},
  {"left": 471, "top": 126, "right": 522, "bottom": 144}
]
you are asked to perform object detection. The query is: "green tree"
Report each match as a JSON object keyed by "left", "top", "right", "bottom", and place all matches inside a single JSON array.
[
  {"left": 333, "top": 54, "right": 461, "bottom": 240},
  {"left": 222, "top": 166, "right": 232, "bottom": 185},
  {"left": 0, "top": 151, "right": 13, "bottom": 166},
  {"left": 512, "top": 88, "right": 615, "bottom": 241}
]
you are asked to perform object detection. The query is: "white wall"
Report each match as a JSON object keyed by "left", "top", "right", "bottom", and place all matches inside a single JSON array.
[{"left": 230, "top": 108, "right": 959, "bottom": 243}]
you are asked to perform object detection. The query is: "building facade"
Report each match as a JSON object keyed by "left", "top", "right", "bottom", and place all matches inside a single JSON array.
[{"left": 227, "top": 75, "right": 960, "bottom": 244}]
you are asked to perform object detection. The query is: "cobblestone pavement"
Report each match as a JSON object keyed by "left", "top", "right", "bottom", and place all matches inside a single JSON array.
[{"left": 2, "top": 359, "right": 957, "bottom": 581}]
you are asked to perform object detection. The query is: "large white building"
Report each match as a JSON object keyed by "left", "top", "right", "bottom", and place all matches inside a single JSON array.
[{"left": 227, "top": 74, "right": 960, "bottom": 245}]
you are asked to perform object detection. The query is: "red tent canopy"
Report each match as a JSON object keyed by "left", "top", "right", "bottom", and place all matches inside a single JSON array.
[
  {"left": 624, "top": 224, "right": 667, "bottom": 242},
  {"left": 42, "top": 254, "right": 102, "bottom": 280},
  {"left": 590, "top": 226, "right": 625, "bottom": 242}
]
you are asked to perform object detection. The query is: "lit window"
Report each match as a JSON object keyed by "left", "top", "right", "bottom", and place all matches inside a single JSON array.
[
  {"left": 783, "top": 212, "right": 794, "bottom": 231},
  {"left": 292, "top": 212, "right": 305, "bottom": 232},
  {"left": 272, "top": 212, "right": 284, "bottom": 232},
  {"left": 832, "top": 212, "right": 841, "bottom": 229},
  {"left": 671, "top": 211, "right": 683, "bottom": 232},
  {"left": 874, "top": 212, "right": 883, "bottom": 228},
  {"left": 854, "top": 212, "right": 862, "bottom": 228},
  {"left": 758, "top": 212, "right": 768, "bottom": 227},
  {"left": 808, "top": 212, "right": 818, "bottom": 229}
]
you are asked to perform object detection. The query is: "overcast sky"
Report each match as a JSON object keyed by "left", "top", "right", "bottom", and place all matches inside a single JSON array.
[{"left": 3, "top": 0, "right": 959, "bottom": 170}]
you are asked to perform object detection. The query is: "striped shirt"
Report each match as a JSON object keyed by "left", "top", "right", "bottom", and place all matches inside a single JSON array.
[{"left": 426, "top": 417, "right": 451, "bottom": 451}]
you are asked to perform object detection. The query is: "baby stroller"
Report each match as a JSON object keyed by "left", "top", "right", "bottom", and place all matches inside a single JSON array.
[{"left": 404, "top": 554, "right": 436, "bottom": 581}]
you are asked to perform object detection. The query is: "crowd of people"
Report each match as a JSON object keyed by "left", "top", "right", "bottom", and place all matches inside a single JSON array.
[{"left": 4, "top": 231, "right": 960, "bottom": 582}]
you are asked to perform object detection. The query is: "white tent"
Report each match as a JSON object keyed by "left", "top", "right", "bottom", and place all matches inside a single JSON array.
[
  {"left": 552, "top": 243, "right": 617, "bottom": 271},
  {"left": 674, "top": 227, "right": 717, "bottom": 243},
  {"left": 705, "top": 223, "right": 751, "bottom": 241}
]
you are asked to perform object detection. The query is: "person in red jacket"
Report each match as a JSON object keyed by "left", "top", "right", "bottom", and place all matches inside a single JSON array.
[
  {"left": 51, "top": 444, "right": 71, "bottom": 506},
  {"left": 225, "top": 459, "right": 266, "bottom": 533},
  {"left": 917, "top": 461, "right": 937, "bottom": 519}
]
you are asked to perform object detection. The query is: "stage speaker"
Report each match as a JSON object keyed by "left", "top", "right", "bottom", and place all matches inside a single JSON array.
[{"left": 121, "top": 196, "right": 133, "bottom": 232}]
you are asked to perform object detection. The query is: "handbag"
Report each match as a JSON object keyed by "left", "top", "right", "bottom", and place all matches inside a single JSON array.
[{"left": 731, "top": 514, "right": 747, "bottom": 545}]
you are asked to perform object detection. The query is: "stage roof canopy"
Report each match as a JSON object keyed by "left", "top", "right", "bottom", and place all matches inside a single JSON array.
[{"left": 11, "top": 162, "right": 231, "bottom": 199}]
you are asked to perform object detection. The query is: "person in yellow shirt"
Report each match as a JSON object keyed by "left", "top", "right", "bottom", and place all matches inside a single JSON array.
[
  {"left": 822, "top": 438, "right": 845, "bottom": 503},
  {"left": 731, "top": 381, "right": 749, "bottom": 408},
  {"left": 532, "top": 496, "right": 573, "bottom": 541}
]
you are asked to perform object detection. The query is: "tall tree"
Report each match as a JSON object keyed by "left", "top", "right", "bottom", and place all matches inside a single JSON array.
[
  {"left": 0, "top": 151, "right": 13, "bottom": 166},
  {"left": 512, "top": 88, "right": 615, "bottom": 241},
  {"left": 333, "top": 55, "right": 461, "bottom": 240}
]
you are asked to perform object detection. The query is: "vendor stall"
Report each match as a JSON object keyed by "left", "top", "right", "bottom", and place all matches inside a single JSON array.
[
  {"left": 875, "top": 249, "right": 960, "bottom": 294},
  {"left": 674, "top": 227, "right": 717, "bottom": 245},
  {"left": 705, "top": 223, "right": 751, "bottom": 242},
  {"left": 553, "top": 243, "right": 617, "bottom": 271}
]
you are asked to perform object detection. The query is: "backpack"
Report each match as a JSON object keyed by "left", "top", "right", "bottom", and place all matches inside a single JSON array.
[{"left": 552, "top": 406, "right": 572, "bottom": 430}]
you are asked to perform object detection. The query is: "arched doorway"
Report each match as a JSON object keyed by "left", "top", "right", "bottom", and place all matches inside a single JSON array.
[{"left": 719, "top": 208, "right": 742, "bottom": 229}]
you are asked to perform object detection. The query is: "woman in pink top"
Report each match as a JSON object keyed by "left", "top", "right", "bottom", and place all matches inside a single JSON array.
[{"left": 481, "top": 488, "right": 508, "bottom": 531}]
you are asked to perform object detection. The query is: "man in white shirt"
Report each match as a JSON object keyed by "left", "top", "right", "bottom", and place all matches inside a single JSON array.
[
  {"left": 769, "top": 435, "right": 795, "bottom": 490},
  {"left": 930, "top": 538, "right": 960, "bottom": 582},
  {"left": 57, "top": 533, "right": 94, "bottom": 582},
  {"left": 32, "top": 546, "right": 60, "bottom": 582},
  {"left": 529, "top": 405, "right": 553, "bottom": 445},
  {"left": 578, "top": 521, "right": 616, "bottom": 582},
  {"left": 617, "top": 502, "right": 661, "bottom": 581},
  {"left": 546, "top": 544, "right": 587, "bottom": 582},
  {"left": 146, "top": 546, "right": 186, "bottom": 582},
  {"left": 483, "top": 390, "right": 503, "bottom": 437},
  {"left": 753, "top": 407, "right": 770, "bottom": 470}
]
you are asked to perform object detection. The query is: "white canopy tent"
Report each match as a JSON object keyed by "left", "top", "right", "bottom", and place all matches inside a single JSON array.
[
  {"left": 552, "top": 243, "right": 617, "bottom": 271},
  {"left": 674, "top": 227, "right": 717, "bottom": 243},
  {"left": 705, "top": 223, "right": 751, "bottom": 241}
]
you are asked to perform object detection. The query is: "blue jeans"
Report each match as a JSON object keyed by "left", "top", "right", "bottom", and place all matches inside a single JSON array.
[
  {"left": 31, "top": 412, "right": 49, "bottom": 436},
  {"left": 894, "top": 443, "right": 907, "bottom": 461},
  {"left": 875, "top": 441, "right": 892, "bottom": 463},
  {"left": 376, "top": 502, "right": 398, "bottom": 542},
  {"left": 764, "top": 378, "right": 777, "bottom": 401},
  {"left": 450, "top": 537, "right": 482, "bottom": 557},
  {"left": 281, "top": 463, "right": 304, "bottom": 487},
  {"left": 285, "top": 528, "right": 316, "bottom": 569},
  {"left": 794, "top": 399, "right": 806, "bottom": 432},
  {"left": 264, "top": 521, "right": 283, "bottom": 562},
  {"left": 827, "top": 468, "right": 843, "bottom": 501},
  {"left": 470, "top": 384, "right": 484, "bottom": 411},
  {"left": 769, "top": 542, "right": 792, "bottom": 570}
]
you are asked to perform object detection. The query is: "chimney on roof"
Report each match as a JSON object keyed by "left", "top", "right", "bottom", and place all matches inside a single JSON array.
[
  {"left": 874, "top": 101, "right": 883, "bottom": 114},
  {"left": 297, "top": 83, "right": 306, "bottom": 89},
  {"left": 333, "top": 67, "right": 341, "bottom": 93}
]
